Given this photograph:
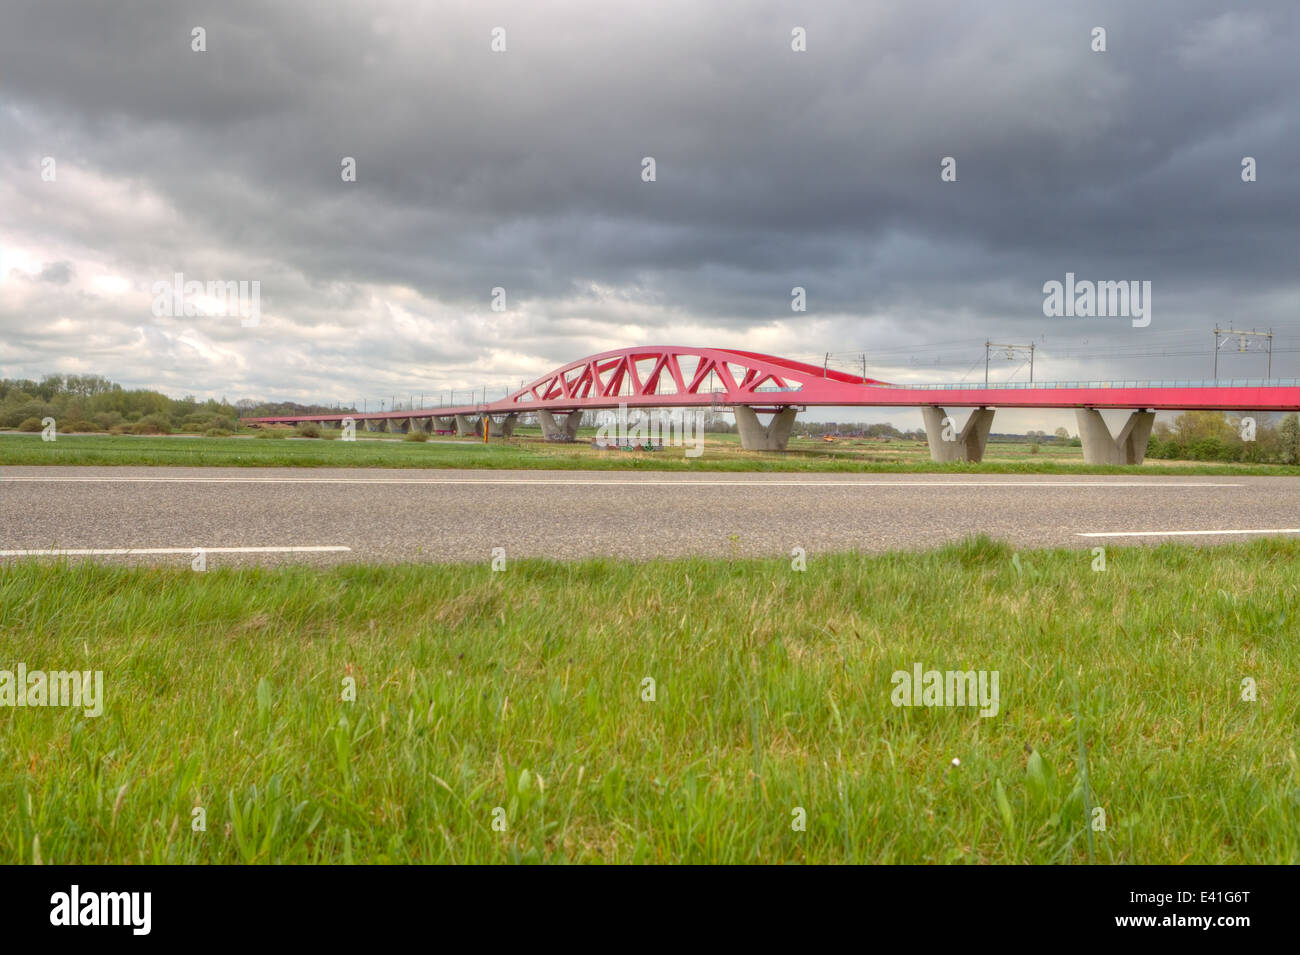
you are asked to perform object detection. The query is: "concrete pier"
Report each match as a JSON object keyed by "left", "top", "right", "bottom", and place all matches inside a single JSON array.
[
  {"left": 1075, "top": 409, "right": 1155, "bottom": 465},
  {"left": 488, "top": 413, "right": 518, "bottom": 438},
  {"left": 734, "top": 406, "right": 798, "bottom": 451},
  {"left": 922, "top": 406, "right": 995, "bottom": 463},
  {"left": 539, "top": 409, "right": 583, "bottom": 442}
]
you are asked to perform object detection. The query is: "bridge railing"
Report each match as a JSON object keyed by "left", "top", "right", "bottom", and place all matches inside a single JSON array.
[{"left": 886, "top": 379, "right": 1300, "bottom": 391}]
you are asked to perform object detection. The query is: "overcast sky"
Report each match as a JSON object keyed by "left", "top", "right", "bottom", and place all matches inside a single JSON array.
[{"left": 1, "top": 0, "right": 1296, "bottom": 428}]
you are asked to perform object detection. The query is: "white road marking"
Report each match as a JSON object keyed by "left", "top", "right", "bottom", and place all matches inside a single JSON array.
[
  {"left": 1076, "top": 529, "right": 1300, "bottom": 538},
  {"left": 0, "top": 476, "right": 1244, "bottom": 488},
  {"left": 0, "top": 546, "right": 352, "bottom": 556}
]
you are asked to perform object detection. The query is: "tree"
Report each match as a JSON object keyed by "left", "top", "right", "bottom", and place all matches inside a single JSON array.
[
  {"left": 1279, "top": 413, "right": 1300, "bottom": 465},
  {"left": 36, "top": 375, "right": 64, "bottom": 400},
  {"left": 1054, "top": 427, "right": 1069, "bottom": 442},
  {"left": 1173, "top": 410, "right": 1233, "bottom": 444}
]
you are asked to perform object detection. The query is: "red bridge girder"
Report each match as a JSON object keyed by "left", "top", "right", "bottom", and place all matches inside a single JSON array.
[{"left": 240, "top": 345, "right": 1300, "bottom": 425}]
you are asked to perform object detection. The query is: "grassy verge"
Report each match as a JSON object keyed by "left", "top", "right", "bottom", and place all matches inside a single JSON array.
[
  {"left": 2, "top": 537, "right": 1296, "bottom": 863},
  {"left": 1, "top": 432, "right": 1294, "bottom": 475}
]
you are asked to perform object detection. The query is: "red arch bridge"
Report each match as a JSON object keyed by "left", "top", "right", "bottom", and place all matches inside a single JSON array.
[{"left": 240, "top": 345, "right": 1300, "bottom": 464}]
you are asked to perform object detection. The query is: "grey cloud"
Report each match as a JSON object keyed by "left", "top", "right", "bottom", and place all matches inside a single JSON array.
[
  {"left": 37, "top": 261, "right": 75, "bottom": 284},
  {"left": 0, "top": 0, "right": 1296, "bottom": 407}
]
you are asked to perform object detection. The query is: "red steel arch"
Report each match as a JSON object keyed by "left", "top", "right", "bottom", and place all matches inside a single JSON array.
[{"left": 503, "top": 346, "right": 885, "bottom": 412}]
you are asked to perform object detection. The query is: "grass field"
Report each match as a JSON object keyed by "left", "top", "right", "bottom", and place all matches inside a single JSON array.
[
  {"left": 2, "top": 536, "right": 1296, "bottom": 863},
  {"left": 1, "top": 430, "right": 1293, "bottom": 476}
]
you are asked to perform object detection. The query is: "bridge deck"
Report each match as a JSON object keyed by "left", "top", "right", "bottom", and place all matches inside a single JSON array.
[{"left": 242, "top": 379, "right": 1300, "bottom": 425}]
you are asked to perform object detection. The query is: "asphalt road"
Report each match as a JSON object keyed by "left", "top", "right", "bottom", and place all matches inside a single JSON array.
[{"left": 2, "top": 466, "right": 1297, "bottom": 566}]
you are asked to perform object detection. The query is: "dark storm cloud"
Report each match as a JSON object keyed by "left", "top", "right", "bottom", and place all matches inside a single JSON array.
[{"left": 0, "top": 0, "right": 1296, "bottom": 406}]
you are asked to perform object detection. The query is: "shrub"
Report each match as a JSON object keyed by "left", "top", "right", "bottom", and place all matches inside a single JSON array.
[
  {"left": 255, "top": 428, "right": 288, "bottom": 439},
  {"left": 1279, "top": 414, "right": 1300, "bottom": 465},
  {"left": 130, "top": 414, "right": 174, "bottom": 435},
  {"left": 1238, "top": 441, "right": 1266, "bottom": 464},
  {"left": 4, "top": 403, "right": 55, "bottom": 428},
  {"left": 1187, "top": 437, "right": 1234, "bottom": 462},
  {"left": 62, "top": 419, "right": 100, "bottom": 433},
  {"left": 109, "top": 424, "right": 130, "bottom": 435},
  {"left": 204, "top": 427, "right": 234, "bottom": 437},
  {"left": 178, "top": 413, "right": 238, "bottom": 433},
  {"left": 18, "top": 417, "right": 44, "bottom": 432},
  {"left": 295, "top": 422, "right": 322, "bottom": 438},
  {"left": 92, "top": 411, "right": 124, "bottom": 430},
  {"left": 403, "top": 430, "right": 429, "bottom": 442}
]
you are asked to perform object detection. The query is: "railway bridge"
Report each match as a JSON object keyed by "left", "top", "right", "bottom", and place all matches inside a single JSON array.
[{"left": 239, "top": 346, "right": 1300, "bottom": 464}]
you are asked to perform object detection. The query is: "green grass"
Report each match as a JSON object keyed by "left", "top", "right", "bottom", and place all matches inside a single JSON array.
[
  {"left": 1, "top": 431, "right": 1293, "bottom": 475},
  {"left": 2, "top": 537, "right": 1297, "bottom": 863}
]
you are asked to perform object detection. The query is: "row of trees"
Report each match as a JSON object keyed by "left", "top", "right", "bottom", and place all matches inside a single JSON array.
[
  {"left": 0, "top": 374, "right": 340, "bottom": 435},
  {"left": 1148, "top": 411, "right": 1299, "bottom": 464},
  {"left": 575, "top": 409, "right": 738, "bottom": 433},
  {"left": 801, "top": 422, "right": 924, "bottom": 439}
]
